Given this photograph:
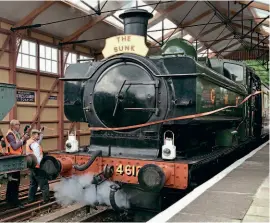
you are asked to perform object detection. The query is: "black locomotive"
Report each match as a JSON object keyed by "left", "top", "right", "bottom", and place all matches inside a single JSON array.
[{"left": 46, "top": 9, "right": 269, "bottom": 211}]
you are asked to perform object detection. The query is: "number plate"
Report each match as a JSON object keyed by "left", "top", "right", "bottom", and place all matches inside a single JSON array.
[{"left": 116, "top": 164, "right": 141, "bottom": 177}]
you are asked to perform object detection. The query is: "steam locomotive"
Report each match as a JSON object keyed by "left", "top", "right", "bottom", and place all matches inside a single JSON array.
[{"left": 43, "top": 9, "right": 269, "bottom": 210}]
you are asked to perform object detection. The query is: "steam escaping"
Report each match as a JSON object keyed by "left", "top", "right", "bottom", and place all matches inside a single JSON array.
[{"left": 53, "top": 174, "right": 130, "bottom": 209}]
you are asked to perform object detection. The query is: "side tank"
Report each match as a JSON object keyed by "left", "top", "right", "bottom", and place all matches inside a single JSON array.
[{"left": 159, "top": 38, "right": 247, "bottom": 122}]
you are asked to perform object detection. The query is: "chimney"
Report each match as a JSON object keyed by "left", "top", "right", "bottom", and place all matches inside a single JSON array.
[{"left": 119, "top": 9, "right": 153, "bottom": 40}]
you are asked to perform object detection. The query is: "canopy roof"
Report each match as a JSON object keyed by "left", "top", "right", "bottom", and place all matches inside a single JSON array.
[{"left": 0, "top": 0, "right": 268, "bottom": 59}]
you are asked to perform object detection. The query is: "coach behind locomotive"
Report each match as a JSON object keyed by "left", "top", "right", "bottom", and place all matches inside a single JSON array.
[{"left": 44, "top": 8, "right": 268, "bottom": 211}]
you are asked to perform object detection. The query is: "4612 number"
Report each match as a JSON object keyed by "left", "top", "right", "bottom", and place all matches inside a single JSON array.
[{"left": 116, "top": 164, "right": 141, "bottom": 177}]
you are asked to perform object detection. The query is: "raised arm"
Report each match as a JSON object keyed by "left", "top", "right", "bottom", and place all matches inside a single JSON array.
[{"left": 37, "top": 133, "right": 43, "bottom": 144}]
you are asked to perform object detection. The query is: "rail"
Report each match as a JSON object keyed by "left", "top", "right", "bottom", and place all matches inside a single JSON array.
[{"left": 0, "top": 179, "right": 61, "bottom": 222}]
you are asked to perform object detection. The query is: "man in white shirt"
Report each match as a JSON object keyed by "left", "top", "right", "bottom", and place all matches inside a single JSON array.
[{"left": 26, "top": 128, "right": 49, "bottom": 204}]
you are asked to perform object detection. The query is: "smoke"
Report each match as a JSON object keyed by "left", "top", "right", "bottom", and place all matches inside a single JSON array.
[{"left": 53, "top": 174, "right": 130, "bottom": 209}]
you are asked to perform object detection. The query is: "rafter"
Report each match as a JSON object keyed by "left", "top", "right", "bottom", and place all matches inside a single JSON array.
[
  {"left": 231, "top": 22, "right": 269, "bottom": 37},
  {"left": 218, "top": 5, "right": 269, "bottom": 36},
  {"left": 62, "top": 1, "right": 132, "bottom": 44},
  {"left": 154, "top": 9, "right": 213, "bottom": 44},
  {"left": 238, "top": 1, "right": 270, "bottom": 12},
  {"left": 62, "top": 13, "right": 113, "bottom": 43},
  {"left": 148, "top": 1, "right": 187, "bottom": 27},
  {"left": 197, "top": 33, "right": 232, "bottom": 53},
  {"left": 261, "top": 19, "right": 269, "bottom": 27},
  {"left": 193, "top": 21, "right": 268, "bottom": 47},
  {"left": 198, "top": 32, "right": 268, "bottom": 54},
  {"left": 182, "top": 9, "right": 213, "bottom": 29},
  {"left": 1, "top": 1, "right": 55, "bottom": 60},
  {"left": 13, "top": 1, "right": 56, "bottom": 28},
  {"left": 247, "top": 4, "right": 270, "bottom": 34},
  {"left": 209, "top": 42, "right": 240, "bottom": 58},
  {"left": 217, "top": 7, "right": 269, "bottom": 37}
]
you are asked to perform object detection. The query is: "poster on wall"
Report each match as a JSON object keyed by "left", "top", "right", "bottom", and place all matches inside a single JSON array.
[{"left": 16, "top": 91, "right": 35, "bottom": 102}]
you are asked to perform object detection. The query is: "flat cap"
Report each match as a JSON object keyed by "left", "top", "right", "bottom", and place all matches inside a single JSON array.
[{"left": 31, "top": 129, "right": 41, "bottom": 135}]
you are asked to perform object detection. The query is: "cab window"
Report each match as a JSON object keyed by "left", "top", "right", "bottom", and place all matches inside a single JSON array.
[{"left": 223, "top": 63, "right": 244, "bottom": 82}]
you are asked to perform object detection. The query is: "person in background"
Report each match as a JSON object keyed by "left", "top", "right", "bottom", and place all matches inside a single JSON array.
[
  {"left": 5, "top": 119, "right": 30, "bottom": 209},
  {"left": 26, "top": 128, "right": 50, "bottom": 204}
]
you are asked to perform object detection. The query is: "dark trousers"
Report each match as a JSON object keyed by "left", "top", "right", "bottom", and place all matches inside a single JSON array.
[
  {"left": 28, "top": 169, "right": 49, "bottom": 202},
  {"left": 6, "top": 171, "right": 21, "bottom": 205}
]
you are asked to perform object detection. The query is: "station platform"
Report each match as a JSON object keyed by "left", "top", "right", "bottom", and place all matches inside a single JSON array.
[{"left": 148, "top": 141, "right": 269, "bottom": 223}]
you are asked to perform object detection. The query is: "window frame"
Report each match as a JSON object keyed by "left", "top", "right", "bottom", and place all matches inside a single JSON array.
[
  {"left": 65, "top": 51, "right": 78, "bottom": 71},
  {"left": 79, "top": 54, "right": 92, "bottom": 63},
  {"left": 39, "top": 43, "right": 59, "bottom": 75},
  {"left": 223, "top": 62, "right": 245, "bottom": 82},
  {"left": 16, "top": 39, "right": 37, "bottom": 71}
]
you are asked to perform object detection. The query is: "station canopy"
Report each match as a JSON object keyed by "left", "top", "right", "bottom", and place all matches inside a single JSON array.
[
  {"left": 62, "top": 0, "right": 269, "bottom": 58},
  {"left": 0, "top": 0, "right": 268, "bottom": 59}
]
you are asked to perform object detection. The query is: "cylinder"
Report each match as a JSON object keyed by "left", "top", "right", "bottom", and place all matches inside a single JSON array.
[{"left": 119, "top": 9, "right": 153, "bottom": 40}]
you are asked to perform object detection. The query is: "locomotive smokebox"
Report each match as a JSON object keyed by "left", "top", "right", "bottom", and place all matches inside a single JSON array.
[{"left": 119, "top": 8, "right": 153, "bottom": 40}]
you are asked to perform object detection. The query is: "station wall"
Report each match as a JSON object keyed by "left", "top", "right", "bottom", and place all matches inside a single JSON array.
[{"left": 0, "top": 19, "right": 91, "bottom": 151}]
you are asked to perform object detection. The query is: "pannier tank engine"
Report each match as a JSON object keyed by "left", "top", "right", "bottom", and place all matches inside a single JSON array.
[{"left": 42, "top": 8, "right": 269, "bottom": 211}]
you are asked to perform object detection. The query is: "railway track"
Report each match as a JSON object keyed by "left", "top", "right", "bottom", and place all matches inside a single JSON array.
[
  {"left": 0, "top": 196, "right": 58, "bottom": 222},
  {"left": 81, "top": 208, "right": 157, "bottom": 222},
  {"left": 80, "top": 208, "right": 116, "bottom": 222},
  {"left": 0, "top": 179, "right": 61, "bottom": 222},
  {"left": 0, "top": 139, "right": 266, "bottom": 222},
  {"left": 37, "top": 205, "right": 155, "bottom": 222}
]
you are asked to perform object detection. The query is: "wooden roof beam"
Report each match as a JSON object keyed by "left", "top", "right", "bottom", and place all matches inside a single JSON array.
[
  {"left": 62, "top": 3, "right": 127, "bottom": 43},
  {"left": 216, "top": 6, "right": 269, "bottom": 44},
  {"left": 231, "top": 22, "right": 269, "bottom": 37},
  {"left": 238, "top": 1, "right": 270, "bottom": 12},
  {"left": 13, "top": 1, "right": 56, "bottom": 28},
  {"left": 154, "top": 9, "right": 213, "bottom": 44},
  {"left": 62, "top": 13, "right": 112, "bottom": 43},
  {"left": 218, "top": 7, "right": 269, "bottom": 35},
  {"left": 1, "top": 2, "right": 55, "bottom": 59},
  {"left": 197, "top": 33, "right": 233, "bottom": 53},
  {"left": 261, "top": 19, "right": 269, "bottom": 27},
  {"left": 198, "top": 32, "right": 268, "bottom": 54},
  {"left": 194, "top": 21, "right": 268, "bottom": 45},
  {"left": 181, "top": 9, "right": 213, "bottom": 28},
  {"left": 209, "top": 41, "right": 240, "bottom": 58},
  {"left": 148, "top": 1, "right": 187, "bottom": 27}
]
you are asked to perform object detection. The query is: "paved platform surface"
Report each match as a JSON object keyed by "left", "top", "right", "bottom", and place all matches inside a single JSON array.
[{"left": 168, "top": 142, "right": 269, "bottom": 222}]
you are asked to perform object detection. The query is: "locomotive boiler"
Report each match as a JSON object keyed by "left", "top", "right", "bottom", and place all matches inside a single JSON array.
[{"left": 43, "top": 8, "right": 269, "bottom": 211}]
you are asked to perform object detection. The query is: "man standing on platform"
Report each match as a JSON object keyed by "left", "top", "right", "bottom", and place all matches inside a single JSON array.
[
  {"left": 5, "top": 119, "right": 29, "bottom": 209},
  {"left": 26, "top": 128, "right": 50, "bottom": 204}
]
